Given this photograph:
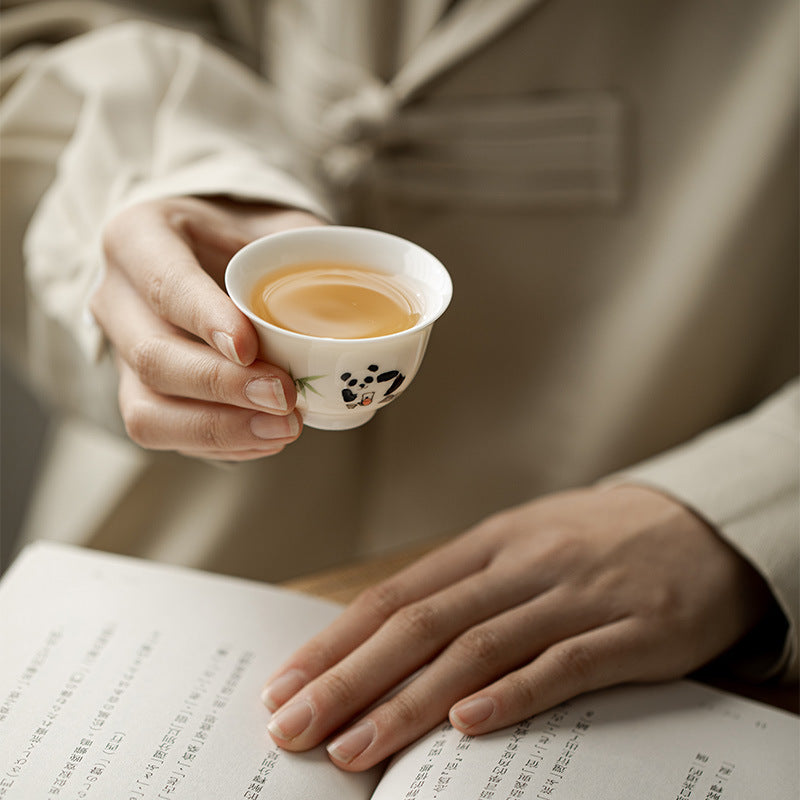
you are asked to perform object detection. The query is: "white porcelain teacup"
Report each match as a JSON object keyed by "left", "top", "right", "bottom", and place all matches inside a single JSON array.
[{"left": 225, "top": 226, "right": 452, "bottom": 430}]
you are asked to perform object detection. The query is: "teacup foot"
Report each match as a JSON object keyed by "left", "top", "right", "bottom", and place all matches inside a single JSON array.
[{"left": 302, "top": 409, "right": 378, "bottom": 431}]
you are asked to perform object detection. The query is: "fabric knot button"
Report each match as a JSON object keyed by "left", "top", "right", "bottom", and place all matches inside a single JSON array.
[
  {"left": 318, "top": 143, "right": 373, "bottom": 188},
  {"left": 321, "top": 85, "right": 395, "bottom": 144}
]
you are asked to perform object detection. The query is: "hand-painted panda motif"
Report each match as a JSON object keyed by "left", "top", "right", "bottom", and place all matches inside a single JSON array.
[{"left": 340, "top": 364, "right": 405, "bottom": 409}]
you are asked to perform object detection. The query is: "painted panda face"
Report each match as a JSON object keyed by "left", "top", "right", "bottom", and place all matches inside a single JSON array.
[{"left": 340, "top": 365, "right": 405, "bottom": 409}]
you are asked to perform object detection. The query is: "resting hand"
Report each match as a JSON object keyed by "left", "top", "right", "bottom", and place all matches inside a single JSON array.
[
  {"left": 261, "top": 485, "right": 771, "bottom": 770},
  {"left": 91, "top": 196, "right": 324, "bottom": 460}
]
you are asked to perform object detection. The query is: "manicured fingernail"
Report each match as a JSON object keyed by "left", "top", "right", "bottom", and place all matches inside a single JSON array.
[
  {"left": 267, "top": 699, "right": 314, "bottom": 741},
  {"left": 250, "top": 413, "right": 299, "bottom": 440},
  {"left": 245, "top": 377, "right": 288, "bottom": 412},
  {"left": 211, "top": 331, "right": 245, "bottom": 366},
  {"left": 451, "top": 697, "right": 495, "bottom": 729},
  {"left": 261, "top": 669, "right": 307, "bottom": 711},
  {"left": 327, "top": 719, "right": 377, "bottom": 765}
]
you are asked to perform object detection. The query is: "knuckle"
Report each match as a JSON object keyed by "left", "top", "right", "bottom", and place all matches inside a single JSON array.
[
  {"left": 317, "top": 669, "right": 357, "bottom": 709},
  {"left": 121, "top": 398, "right": 155, "bottom": 448},
  {"left": 504, "top": 672, "right": 537, "bottom": 709},
  {"left": 141, "top": 270, "right": 168, "bottom": 316},
  {"left": 355, "top": 581, "right": 404, "bottom": 623},
  {"left": 191, "top": 408, "right": 229, "bottom": 449},
  {"left": 198, "top": 354, "right": 227, "bottom": 400},
  {"left": 163, "top": 206, "right": 192, "bottom": 235},
  {"left": 537, "top": 527, "right": 585, "bottom": 566},
  {"left": 473, "top": 508, "right": 514, "bottom": 543},
  {"left": 453, "top": 625, "right": 504, "bottom": 670},
  {"left": 298, "top": 640, "right": 337, "bottom": 675},
  {"left": 642, "top": 582, "right": 681, "bottom": 621},
  {"left": 550, "top": 641, "right": 595, "bottom": 685},
  {"left": 386, "top": 692, "right": 424, "bottom": 726},
  {"left": 392, "top": 601, "right": 443, "bottom": 641},
  {"left": 161, "top": 196, "right": 204, "bottom": 231},
  {"left": 129, "top": 338, "right": 168, "bottom": 389},
  {"left": 102, "top": 202, "right": 162, "bottom": 259}
]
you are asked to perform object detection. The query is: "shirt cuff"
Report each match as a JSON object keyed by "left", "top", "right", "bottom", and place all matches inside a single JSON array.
[{"left": 602, "top": 380, "right": 800, "bottom": 681}]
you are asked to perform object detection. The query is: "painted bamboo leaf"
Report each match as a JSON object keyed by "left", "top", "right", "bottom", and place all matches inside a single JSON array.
[{"left": 293, "top": 375, "right": 326, "bottom": 397}]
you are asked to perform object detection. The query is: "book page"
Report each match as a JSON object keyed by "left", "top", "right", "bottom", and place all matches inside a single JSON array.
[
  {"left": 0, "top": 543, "right": 380, "bottom": 800},
  {"left": 372, "top": 680, "right": 799, "bottom": 799}
]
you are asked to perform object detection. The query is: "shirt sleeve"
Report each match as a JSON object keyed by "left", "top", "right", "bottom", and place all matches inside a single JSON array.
[
  {"left": 2, "top": 19, "right": 332, "bottom": 363},
  {"left": 607, "top": 379, "right": 800, "bottom": 682}
]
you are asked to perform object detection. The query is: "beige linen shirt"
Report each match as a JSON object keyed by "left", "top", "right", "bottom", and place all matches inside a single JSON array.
[{"left": 1, "top": 0, "right": 797, "bottom": 678}]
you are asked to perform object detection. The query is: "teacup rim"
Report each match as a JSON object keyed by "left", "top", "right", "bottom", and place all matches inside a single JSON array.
[{"left": 225, "top": 225, "right": 453, "bottom": 344}]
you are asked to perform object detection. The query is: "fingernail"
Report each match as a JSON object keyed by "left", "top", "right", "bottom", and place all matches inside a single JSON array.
[
  {"left": 250, "top": 413, "right": 299, "bottom": 440},
  {"left": 327, "top": 719, "right": 377, "bottom": 765},
  {"left": 211, "top": 331, "right": 245, "bottom": 366},
  {"left": 261, "top": 669, "right": 307, "bottom": 711},
  {"left": 245, "top": 377, "right": 288, "bottom": 412},
  {"left": 267, "top": 699, "right": 314, "bottom": 741},
  {"left": 451, "top": 697, "right": 495, "bottom": 729}
]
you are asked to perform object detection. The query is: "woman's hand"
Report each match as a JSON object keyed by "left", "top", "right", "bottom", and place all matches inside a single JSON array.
[
  {"left": 261, "top": 485, "right": 772, "bottom": 770},
  {"left": 91, "top": 196, "right": 325, "bottom": 460}
]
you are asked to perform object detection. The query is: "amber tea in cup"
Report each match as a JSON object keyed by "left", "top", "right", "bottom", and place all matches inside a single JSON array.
[{"left": 249, "top": 261, "right": 422, "bottom": 339}]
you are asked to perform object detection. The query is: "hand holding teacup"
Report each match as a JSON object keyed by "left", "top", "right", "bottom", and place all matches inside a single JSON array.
[{"left": 91, "top": 197, "right": 326, "bottom": 461}]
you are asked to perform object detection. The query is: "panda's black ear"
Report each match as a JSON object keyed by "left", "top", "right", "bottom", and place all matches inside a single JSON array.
[{"left": 379, "top": 372, "right": 405, "bottom": 396}]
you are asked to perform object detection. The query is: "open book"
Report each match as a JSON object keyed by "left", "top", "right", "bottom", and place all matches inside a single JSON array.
[{"left": 1, "top": 542, "right": 797, "bottom": 799}]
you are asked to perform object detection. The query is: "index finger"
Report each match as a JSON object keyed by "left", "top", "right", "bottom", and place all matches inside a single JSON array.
[
  {"left": 260, "top": 530, "right": 496, "bottom": 711},
  {"left": 103, "top": 205, "right": 259, "bottom": 366}
]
